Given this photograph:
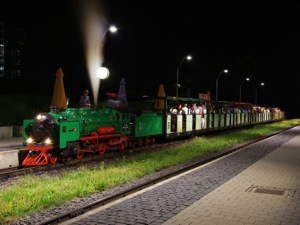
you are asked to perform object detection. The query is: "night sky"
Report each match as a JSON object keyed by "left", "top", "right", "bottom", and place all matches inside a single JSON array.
[{"left": 1, "top": 0, "right": 300, "bottom": 118}]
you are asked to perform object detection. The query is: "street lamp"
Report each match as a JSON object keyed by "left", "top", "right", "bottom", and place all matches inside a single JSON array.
[
  {"left": 176, "top": 55, "right": 192, "bottom": 98},
  {"left": 101, "top": 25, "right": 118, "bottom": 39},
  {"left": 215, "top": 69, "right": 228, "bottom": 101},
  {"left": 239, "top": 77, "right": 250, "bottom": 102},
  {"left": 98, "top": 25, "right": 118, "bottom": 68},
  {"left": 97, "top": 25, "right": 116, "bottom": 92},
  {"left": 97, "top": 67, "right": 110, "bottom": 79},
  {"left": 95, "top": 67, "right": 110, "bottom": 109},
  {"left": 255, "top": 82, "right": 264, "bottom": 105}
]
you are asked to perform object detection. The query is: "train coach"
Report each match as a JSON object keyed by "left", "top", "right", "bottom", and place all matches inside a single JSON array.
[
  {"left": 151, "top": 96, "right": 284, "bottom": 139},
  {"left": 21, "top": 95, "right": 284, "bottom": 167}
]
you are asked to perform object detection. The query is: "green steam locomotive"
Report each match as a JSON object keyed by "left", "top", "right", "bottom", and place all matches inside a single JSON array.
[{"left": 22, "top": 105, "right": 163, "bottom": 166}]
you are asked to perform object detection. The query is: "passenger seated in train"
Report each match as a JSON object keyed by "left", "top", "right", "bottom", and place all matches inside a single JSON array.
[
  {"left": 178, "top": 103, "right": 185, "bottom": 114},
  {"left": 170, "top": 104, "right": 178, "bottom": 114},
  {"left": 181, "top": 104, "right": 188, "bottom": 114}
]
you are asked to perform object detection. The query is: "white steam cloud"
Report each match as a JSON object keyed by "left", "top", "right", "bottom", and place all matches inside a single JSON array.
[{"left": 76, "top": 0, "right": 107, "bottom": 107}]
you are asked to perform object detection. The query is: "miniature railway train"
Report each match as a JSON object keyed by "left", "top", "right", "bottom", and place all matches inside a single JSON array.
[{"left": 22, "top": 96, "right": 284, "bottom": 167}]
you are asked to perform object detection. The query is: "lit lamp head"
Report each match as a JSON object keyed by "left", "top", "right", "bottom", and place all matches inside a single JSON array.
[
  {"left": 108, "top": 25, "right": 117, "bottom": 33},
  {"left": 97, "top": 67, "right": 110, "bottom": 79}
]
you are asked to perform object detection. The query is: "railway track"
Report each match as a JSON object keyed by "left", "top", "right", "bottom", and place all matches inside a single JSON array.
[
  {"left": 0, "top": 138, "right": 192, "bottom": 181},
  {"left": 0, "top": 124, "right": 271, "bottom": 180}
]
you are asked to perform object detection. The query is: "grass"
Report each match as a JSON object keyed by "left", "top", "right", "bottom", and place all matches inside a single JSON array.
[{"left": 0, "top": 119, "right": 299, "bottom": 224}]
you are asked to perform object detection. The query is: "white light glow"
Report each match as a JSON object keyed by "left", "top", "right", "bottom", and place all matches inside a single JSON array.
[
  {"left": 97, "top": 67, "right": 110, "bottom": 79},
  {"left": 45, "top": 138, "right": 51, "bottom": 145},
  {"left": 36, "top": 114, "right": 42, "bottom": 120},
  {"left": 77, "top": 0, "right": 107, "bottom": 107},
  {"left": 27, "top": 137, "right": 34, "bottom": 144},
  {"left": 109, "top": 25, "right": 117, "bottom": 33}
]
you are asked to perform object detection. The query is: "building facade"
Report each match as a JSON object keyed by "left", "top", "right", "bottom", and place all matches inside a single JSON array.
[{"left": 0, "top": 22, "right": 25, "bottom": 79}]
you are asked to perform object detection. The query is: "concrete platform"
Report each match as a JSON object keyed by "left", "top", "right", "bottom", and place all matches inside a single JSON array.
[
  {"left": 0, "top": 150, "right": 20, "bottom": 169},
  {"left": 0, "top": 137, "right": 23, "bottom": 168},
  {"left": 61, "top": 125, "right": 300, "bottom": 225},
  {"left": 0, "top": 137, "right": 23, "bottom": 149},
  {"left": 163, "top": 129, "right": 300, "bottom": 225}
]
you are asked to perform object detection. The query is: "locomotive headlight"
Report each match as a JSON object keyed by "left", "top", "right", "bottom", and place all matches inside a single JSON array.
[
  {"left": 36, "top": 114, "right": 42, "bottom": 120},
  {"left": 45, "top": 138, "right": 52, "bottom": 145},
  {"left": 26, "top": 137, "right": 34, "bottom": 144}
]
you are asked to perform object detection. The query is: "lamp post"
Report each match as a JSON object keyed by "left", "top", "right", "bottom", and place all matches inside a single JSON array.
[
  {"left": 215, "top": 69, "right": 228, "bottom": 101},
  {"left": 101, "top": 25, "right": 117, "bottom": 39},
  {"left": 176, "top": 55, "right": 192, "bottom": 98},
  {"left": 239, "top": 77, "right": 250, "bottom": 102},
  {"left": 95, "top": 25, "right": 117, "bottom": 108},
  {"left": 98, "top": 25, "right": 117, "bottom": 73},
  {"left": 255, "top": 82, "right": 264, "bottom": 105},
  {"left": 98, "top": 25, "right": 118, "bottom": 63},
  {"left": 97, "top": 67, "right": 110, "bottom": 80}
]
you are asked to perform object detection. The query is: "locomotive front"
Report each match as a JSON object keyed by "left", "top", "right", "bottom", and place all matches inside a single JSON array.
[
  {"left": 22, "top": 111, "right": 74, "bottom": 166},
  {"left": 27, "top": 113, "right": 59, "bottom": 145}
]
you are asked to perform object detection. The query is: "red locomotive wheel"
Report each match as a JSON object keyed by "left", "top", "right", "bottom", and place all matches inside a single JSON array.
[
  {"left": 99, "top": 149, "right": 106, "bottom": 154},
  {"left": 118, "top": 143, "right": 125, "bottom": 151},
  {"left": 139, "top": 139, "right": 143, "bottom": 147},
  {"left": 98, "top": 143, "right": 106, "bottom": 155},
  {"left": 48, "top": 154, "right": 58, "bottom": 164},
  {"left": 76, "top": 152, "right": 84, "bottom": 159},
  {"left": 144, "top": 137, "right": 150, "bottom": 145},
  {"left": 75, "top": 144, "right": 84, "bottom": 159},
  {"left": 151, "top": 137, "right": 155, "bottom": 144}
]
